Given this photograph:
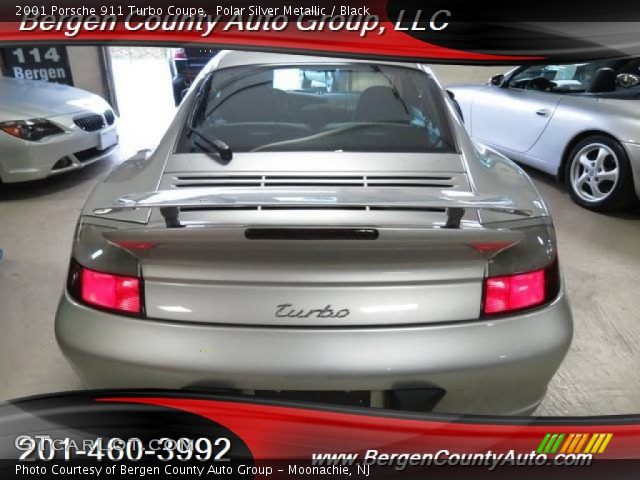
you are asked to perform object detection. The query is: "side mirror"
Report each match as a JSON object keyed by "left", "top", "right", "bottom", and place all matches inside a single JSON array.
[{"left": 489, "top": 74, "right": 505, "bottom": 86}]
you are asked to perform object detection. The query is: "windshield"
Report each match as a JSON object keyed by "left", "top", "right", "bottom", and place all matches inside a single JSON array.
[
  {"left": 177, "top": 64, "right": 457, "bottom": 154},
  {"left": 510, "top": 61, "right": 626, "bottom": 93}
]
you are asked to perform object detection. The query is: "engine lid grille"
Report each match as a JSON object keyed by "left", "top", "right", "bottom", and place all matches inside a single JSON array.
[{"left": 172, "top": 174, "right": 465, "bottom": 190}]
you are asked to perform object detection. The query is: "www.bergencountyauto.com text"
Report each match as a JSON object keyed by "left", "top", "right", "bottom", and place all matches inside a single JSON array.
[{"left": 311, "top": 449, "right": 594, "bottom": 471}]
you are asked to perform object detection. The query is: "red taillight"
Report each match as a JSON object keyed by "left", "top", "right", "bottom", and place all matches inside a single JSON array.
[
  {"left": 80, "top": 267, "right": 141, "bottom": 314},
  {"left": 483, "top": 269, "right": 546, "bottom": 315}
]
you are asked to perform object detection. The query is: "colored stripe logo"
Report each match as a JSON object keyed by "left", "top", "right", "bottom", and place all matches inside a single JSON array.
[{"left": 536, "top": 433, "right": 613, "bottom": 454}]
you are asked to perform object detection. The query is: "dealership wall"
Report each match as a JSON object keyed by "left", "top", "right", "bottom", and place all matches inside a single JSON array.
[
  {"left": 0, "top": 46, "right": 109, "bottom": 98},
  {"left": 427, "top": 64, "right": 512, "bottom": 86},
  {"left": 0, "top": 46, "right": 510, "bottom": 93},
  {"left": 66, "top": 47, "right": 110, "bottom": 98}
]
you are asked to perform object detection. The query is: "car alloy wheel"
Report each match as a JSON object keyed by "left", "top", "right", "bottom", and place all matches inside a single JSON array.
[
  {"left": 565, "top": 135, "right": 637, "bottom": 211},
  {"left": 569, "top": 143, "right": 619, "bottom": 203}
]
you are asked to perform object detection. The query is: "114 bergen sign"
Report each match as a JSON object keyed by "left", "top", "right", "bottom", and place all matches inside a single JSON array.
[{"left": 1, "top": 45, "right": 73, "bottom": 84}]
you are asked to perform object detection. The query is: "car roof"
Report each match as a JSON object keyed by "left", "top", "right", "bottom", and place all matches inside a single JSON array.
[{"left": 209, "top": 50, "right": 430, "bottom": 75}]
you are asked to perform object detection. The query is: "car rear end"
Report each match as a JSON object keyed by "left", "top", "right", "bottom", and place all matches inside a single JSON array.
[
  {"left": 56, "top": 161, "right": 572, "bottom": 415},
  {"left": 55, "top": 55, "right": 572, "bottom": 415}
]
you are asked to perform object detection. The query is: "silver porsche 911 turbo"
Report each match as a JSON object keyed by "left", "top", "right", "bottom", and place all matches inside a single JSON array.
[
  {"left": 449, "top": 59, "right": 640, "bottom": 211},
  {"left": 55, "top": 51, "right": 573, "bottom": 415},
  {"left": 0, "top": 76, "right": 118, "bottom": 183}
]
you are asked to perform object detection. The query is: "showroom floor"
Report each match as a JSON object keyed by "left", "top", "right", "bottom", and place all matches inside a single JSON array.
[{"left": 529, "top": 172, "right": 640, "bottom": 415}]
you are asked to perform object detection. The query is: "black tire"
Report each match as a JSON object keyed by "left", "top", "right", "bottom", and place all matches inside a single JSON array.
[{"left": 564, "top": 135, "right": 637, "bottom": 211}]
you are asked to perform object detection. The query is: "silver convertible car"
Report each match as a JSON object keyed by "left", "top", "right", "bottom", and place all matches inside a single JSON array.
[
  {"left": 449, "top": 59, "right": 640, "bottom": 211},
  {"left": 0, "top": 76, "right": 118, "bottom": 183},
  {"left": 55, "top": 51, "right": 573, "bottom": 415}
]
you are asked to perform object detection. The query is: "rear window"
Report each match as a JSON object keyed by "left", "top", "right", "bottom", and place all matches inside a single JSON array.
[{"left": 177, "top": 64, "right": 457, "bottom": 154}]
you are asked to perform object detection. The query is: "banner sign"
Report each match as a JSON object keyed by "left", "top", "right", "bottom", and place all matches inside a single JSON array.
[
  {"left": 0, "top": 1, "right": 639, "bottom": 63},
  {"left": 1, "top": 392, "right": 640, "bottom": 479},
  {"left": 0, "top": 45, "right": 73, "bottom": 84}
]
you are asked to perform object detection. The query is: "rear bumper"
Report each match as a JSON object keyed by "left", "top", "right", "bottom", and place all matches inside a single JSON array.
[{"left": 56, "top": 289, "right": 573, "bottom": 415}]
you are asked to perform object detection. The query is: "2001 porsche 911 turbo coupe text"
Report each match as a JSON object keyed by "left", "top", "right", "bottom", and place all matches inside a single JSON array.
[
  {"left": 55, "top": 51, "right": 573, "bottom": 415},
  {"left": 0, "top": 76, "right": 118, "bottom": 183}
]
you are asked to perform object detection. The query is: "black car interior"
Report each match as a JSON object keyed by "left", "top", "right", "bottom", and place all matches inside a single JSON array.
[
  {"left": 585, "top": 68, "right": 617, "bottom": 93},
  {"left": 352, "top": 86, "right": 411, "bottom": 123},
  {"left": 507, "top": 60, "right": 640, "bottom": 97}
]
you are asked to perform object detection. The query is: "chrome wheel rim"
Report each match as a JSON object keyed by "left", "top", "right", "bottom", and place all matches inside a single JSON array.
[{"left": 570, "top": 143, "right": 619, "bottom": 203}]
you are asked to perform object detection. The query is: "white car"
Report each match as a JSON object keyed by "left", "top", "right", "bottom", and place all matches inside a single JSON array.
[
  {"left": 0, "top": 76, "right": 119, "bottom": 183},
  {"left": 449, "top": 59, "right": 640, "bottom": 211}
]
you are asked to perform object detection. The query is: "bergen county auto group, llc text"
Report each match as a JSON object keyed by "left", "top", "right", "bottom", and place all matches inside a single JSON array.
[{"left": 19, "top": 12, "right": 386, "bottom": 38}]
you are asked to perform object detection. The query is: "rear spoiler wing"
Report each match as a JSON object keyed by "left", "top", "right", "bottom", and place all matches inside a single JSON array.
[{"left": 93, "top": 187, "right": 534, "bottom": 229}]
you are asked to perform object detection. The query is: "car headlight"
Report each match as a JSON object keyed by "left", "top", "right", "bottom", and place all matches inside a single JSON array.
[{"left": 0, "top": 119, "right": 64, "bottom": 141}]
